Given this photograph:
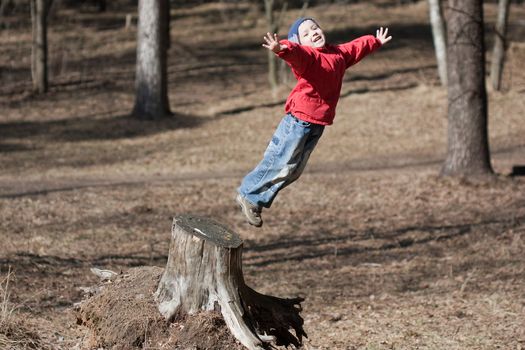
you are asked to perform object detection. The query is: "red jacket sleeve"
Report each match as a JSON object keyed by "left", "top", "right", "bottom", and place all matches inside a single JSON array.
[
  {"left": 276, "top": 39, "right": 315, "bottom": 76},
  {"left": 337, "top": 35, "right": 382, "bottom": 68}
]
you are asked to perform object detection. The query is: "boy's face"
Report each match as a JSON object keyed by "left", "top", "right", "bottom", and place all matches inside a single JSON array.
[{"left": 298, "top": 20, "right": 325, "bottom": 48}]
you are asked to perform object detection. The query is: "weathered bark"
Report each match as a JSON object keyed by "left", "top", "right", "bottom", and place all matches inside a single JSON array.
[
  {"left": 441, "top": 0, "right": 493, "bottom": 177},
  {"left": 156, "top": 215, "right": 306, "bottom": 350},
  {"left": 490, "top": 0, "right": 511, "bottom": 91},
  {"left": 30, "top": 0, "right": 48, "bottom": 93},
  {"left": 428, "top": 0, "right": 447, "bottom": 85},
  {"left": 132, "top": 0, "right": 171, "bottom": 119}
]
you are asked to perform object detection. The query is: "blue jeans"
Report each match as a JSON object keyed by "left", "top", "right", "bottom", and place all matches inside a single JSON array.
[{"left": 238, "top": 113, "right": 325, "bottom": 208}]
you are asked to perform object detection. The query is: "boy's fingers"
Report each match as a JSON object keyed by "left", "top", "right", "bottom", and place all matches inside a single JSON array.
[
  {"left": 264, "top": 33, "right": 277, "bottom": 43},
  {"left": 264, "top": 36, "right": 275, "bottom": 45}
]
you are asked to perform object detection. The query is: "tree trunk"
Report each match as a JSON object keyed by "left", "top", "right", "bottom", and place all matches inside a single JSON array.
[
  {"left": 96, "top": 0, "right": 106, "bottom": 12},
  {"left": 132, "top": 0, "right": 171, "bottom": 120},
  {"left": 155, "top": 215, "right": 306, "bottom": 350},
  {"left": 265, "top": 0, "right": 279, "bottom": 93},
  {"left": 0, "top": 0, "right": 13, "bottom": 17},
  {"left": 490, "top": 0, "right": 511, "bottom": 91},
  {"left": 428, "top": 0, "right": 447, "bottom": 86},
  {"left": 441, "top": 0, "right": 493, "bottom": 177},
  {"left": 30, "top": 0, "right": 48, "bottom": 93}
]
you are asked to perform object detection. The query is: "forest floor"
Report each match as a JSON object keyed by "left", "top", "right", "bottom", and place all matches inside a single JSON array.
[{"left": 1, "top": 1, "right": 525, "bottom": 349}]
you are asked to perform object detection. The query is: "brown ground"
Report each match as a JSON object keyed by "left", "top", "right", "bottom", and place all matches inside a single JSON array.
[{"left": 1, "top": 1, "right": 525, "bottom": 349}]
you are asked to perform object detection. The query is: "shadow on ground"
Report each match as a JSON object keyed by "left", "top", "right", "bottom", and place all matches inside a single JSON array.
[{"left": 0, "top": 112, "right": 208, "bottom": 143}]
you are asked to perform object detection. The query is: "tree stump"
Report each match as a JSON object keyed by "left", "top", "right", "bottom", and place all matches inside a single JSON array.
[{"left": 155, "top": 215, "right": 306, "bottom": 350}]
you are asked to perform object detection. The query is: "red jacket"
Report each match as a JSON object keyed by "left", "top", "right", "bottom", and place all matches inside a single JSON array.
[{"left": 277, "top": 35, "right": 381, "bottom": 125}]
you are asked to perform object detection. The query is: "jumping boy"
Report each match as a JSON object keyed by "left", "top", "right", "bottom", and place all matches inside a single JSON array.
[{"left": 236, "top": 17, "right": 392, "bottom": 227}]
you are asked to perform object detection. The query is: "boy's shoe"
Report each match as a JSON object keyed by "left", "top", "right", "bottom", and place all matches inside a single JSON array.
[{"left": 236, "top": 194, "right": 263, "bottom": 227}]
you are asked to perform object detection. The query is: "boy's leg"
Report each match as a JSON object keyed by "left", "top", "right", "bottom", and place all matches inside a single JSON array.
[
  {"left": 238, "top": 114, "right": 324, "bottom": 211},
  {"left": 281, "top": 121, "right": 324, "bottom": 187}
]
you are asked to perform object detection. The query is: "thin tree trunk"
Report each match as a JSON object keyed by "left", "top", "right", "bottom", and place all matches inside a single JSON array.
[
  {"left": 264, "top": 0, "right": 279, "bottom": 93},
  {"left": 428, "top": 0, "right": 447, "bottom": 86},
  {"left": 132, "top": 0, "right": 171, "bottom": 119},
  {"left": 441, "top": 0, "right": 493, "bottom": 177},
  {"left": 0, "top": 0, "right": 12, "bottom": 17},
  {"left": 31, "top": 0, "right": 48, "bottom": 93},
  {"left": 96, "top": 0, "right": 106, "bottom": 12},
  {"left": 490, "top": 0, "right": 511, "bottom": 91}
]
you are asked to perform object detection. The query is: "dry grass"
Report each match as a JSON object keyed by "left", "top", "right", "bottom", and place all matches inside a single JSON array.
[
  {"left": 0, "top": 268, "right": 14, "bottom": 325},
  {"left": 0, "top": 267, "right": 15, "bottom": 348},
  {"left": 0, "top": 268, "right": 39, "bottom": 350}
]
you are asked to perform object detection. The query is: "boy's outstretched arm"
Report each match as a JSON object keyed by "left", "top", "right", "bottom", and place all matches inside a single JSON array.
[{"left": 338, "top": 26, "right": 392, "bottom": 68}]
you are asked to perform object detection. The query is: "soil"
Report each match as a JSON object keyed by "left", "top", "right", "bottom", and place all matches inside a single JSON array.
[
  {"left": 1, "top": 1, "right": 525, "bottom": 349},
  {"left": 74, "top": 267, "right": 243, "bottom": 350}
]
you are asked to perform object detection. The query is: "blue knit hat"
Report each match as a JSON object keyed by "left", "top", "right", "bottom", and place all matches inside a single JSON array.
[{"left": 288, "top": 17, "right": 316, "bottom": 44}]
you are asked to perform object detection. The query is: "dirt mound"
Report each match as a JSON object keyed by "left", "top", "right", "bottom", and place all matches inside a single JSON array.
[
  {"left": 75, "top": 266, "right": 244, "bottom": 350},
  {"left": 0, "top": 316, "right": 53, "bottom": 350},
  {"left": 170, "top": 312, "right": 246, "bottom": 350}
]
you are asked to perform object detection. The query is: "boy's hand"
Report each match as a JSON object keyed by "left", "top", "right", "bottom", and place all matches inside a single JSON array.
[
  {"left": 376, "top": 27, "right": 392, "bottom": 45},
  {"left": 262, "top": 32, "right": 287, "bottom": 53}
]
